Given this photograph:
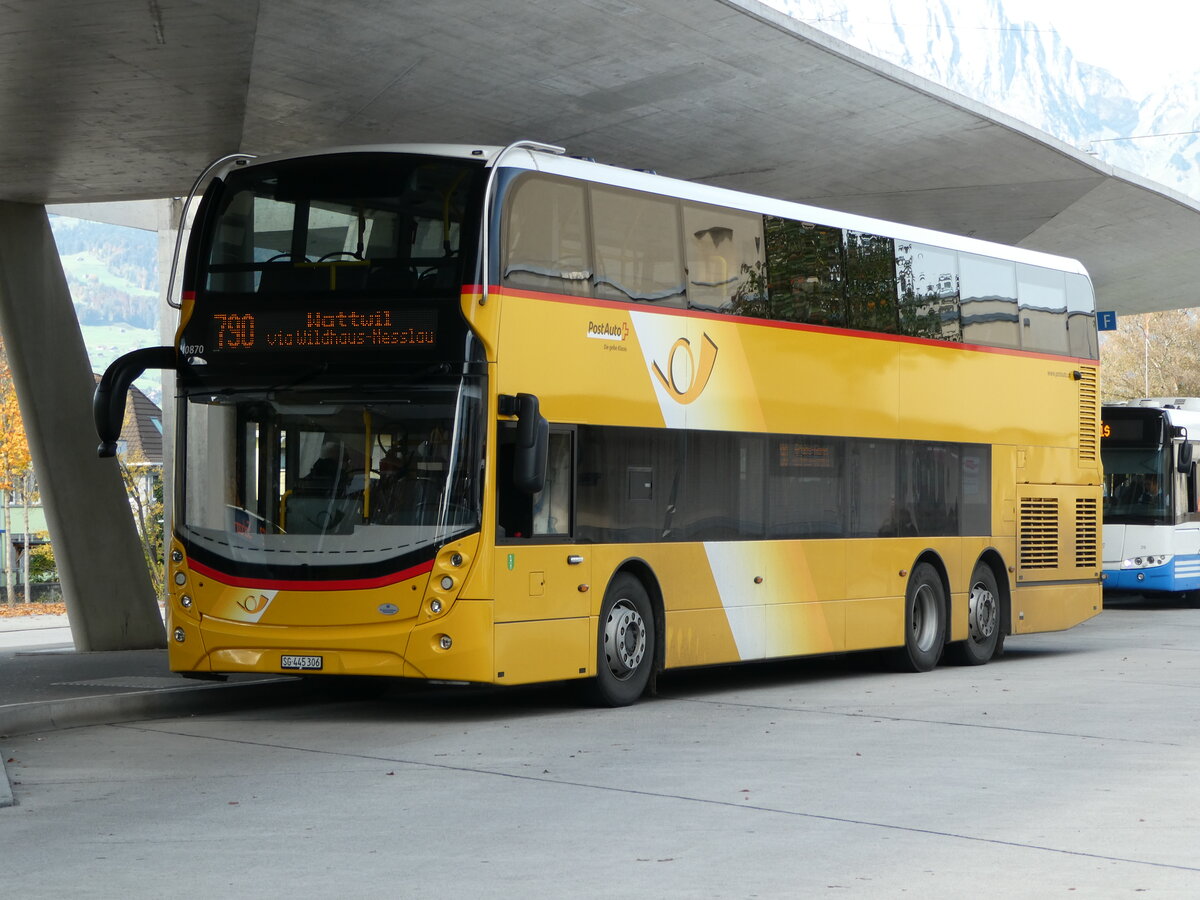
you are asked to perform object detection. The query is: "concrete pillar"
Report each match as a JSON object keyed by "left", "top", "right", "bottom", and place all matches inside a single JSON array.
[{"left": 0, "top": 201, "right": 165, "bottom": 650}]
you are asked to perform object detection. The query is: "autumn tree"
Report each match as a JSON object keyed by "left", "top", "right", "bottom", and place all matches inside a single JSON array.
[
  {"left": 1100, "top": 309, "right": 1200, "bottom": 403},
  {"left": 0, "top": 338, "right": 163, "bottom": 606},
  {"left": 0, "top": 339, "right": 33, "bottom": 605},
  {"left": 119, "top": 455, "right": 164, "bottom": 597}
]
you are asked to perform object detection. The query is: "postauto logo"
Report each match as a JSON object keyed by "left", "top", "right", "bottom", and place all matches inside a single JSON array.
[{"left": 586, "top": 319, "right": 629, "bottom": 341}]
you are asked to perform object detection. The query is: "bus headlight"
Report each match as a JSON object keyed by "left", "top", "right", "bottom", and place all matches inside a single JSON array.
[{"left": 1120, "top": 554, "right": 1172, "bottom": 569}]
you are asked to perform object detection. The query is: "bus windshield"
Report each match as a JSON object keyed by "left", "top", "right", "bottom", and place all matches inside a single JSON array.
[
  {"left": 199, "top": 153, "right": 481, "bottom": 298},
  {"left": 1103, "top": 446, "right": 1171, "bottom": 524},
  {"left": 179, "top": 377, "right": 485, "bottom": 572}
]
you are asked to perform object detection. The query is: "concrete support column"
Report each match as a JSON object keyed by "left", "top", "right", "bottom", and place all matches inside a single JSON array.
[{"left": 0, "top": 201, "right": 164, "bottom": 650}]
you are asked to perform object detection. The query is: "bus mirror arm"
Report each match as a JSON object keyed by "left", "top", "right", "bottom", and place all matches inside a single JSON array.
[
  {"left": 500, "top": 392, "right": 548, "bottom": 494},
  {"left": 94, "top": 346, "right": 176, "bottom": 458}
]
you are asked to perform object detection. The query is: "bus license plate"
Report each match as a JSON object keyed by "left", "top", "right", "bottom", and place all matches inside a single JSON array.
[{"left": 281, "top": 654, "right": 323, "bottom": 670}]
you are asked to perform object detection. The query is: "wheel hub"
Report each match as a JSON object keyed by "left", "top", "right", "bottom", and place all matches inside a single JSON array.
[
  {"left": 968, "top": 582, "right": 998, "bottom": 643},
  {"left": 604, "top": 599, "right": 647, "bottom": 680},
  {"left": 911, "top": 583, "right": 938, "bottom": 652}
]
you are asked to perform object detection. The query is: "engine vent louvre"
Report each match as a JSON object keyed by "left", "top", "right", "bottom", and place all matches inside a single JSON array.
[
  {"left": 1020, "top": 497, "right": 1059, "bottom": 570},
  {"left": 1075, "top": 497, "right": 1098, "bottom": 568},
  {"left": 1077, "top": 366, "right": 1099, "bottom": 463}
]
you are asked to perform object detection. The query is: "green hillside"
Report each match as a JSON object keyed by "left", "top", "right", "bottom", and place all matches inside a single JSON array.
[{"left": 50, "top": 216, "right": 163, "bottom": 404}]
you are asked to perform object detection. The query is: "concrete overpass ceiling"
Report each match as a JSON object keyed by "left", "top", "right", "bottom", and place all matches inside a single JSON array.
[
  {"left": 2, "top": 0, "right": 1197, "bottom": 315},
  {"left": 0, "top": 1, "right": 257, "bottom": 203}
]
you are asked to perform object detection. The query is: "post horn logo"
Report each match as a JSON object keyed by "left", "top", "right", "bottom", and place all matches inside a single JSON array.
[
  {"left": 237, "top": 594, "right": 272, "bottom": 614},
  {"left": 651, "top": 333, "right": 718, "bottom": 405}
]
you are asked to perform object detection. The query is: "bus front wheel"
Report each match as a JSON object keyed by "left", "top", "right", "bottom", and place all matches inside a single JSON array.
[
  {"left": 894, "top": 562, "right": 946, "bottom": 672},
  {"left": 588, "top": 573, "right": 655, "bottom": 707}
]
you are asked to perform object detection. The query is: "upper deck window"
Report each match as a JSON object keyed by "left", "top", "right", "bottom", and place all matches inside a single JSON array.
[
  {"left": 682, "top": 203, "right": 764, "bottom": 313},
  {"left": 960, "top": 253, "right": 1020, "bottom": 349},
  {"left": 200, "top": 154, "right": 482, "bottom": 298},
  {"left": 896, "top": 242, "right": 961, "bottom": 340},
  {"left": 760, "top": 217, "right": 845, "bottom": 326},
  {"left": 1066, "top": 273, "right": 1099, "bottom": 359},
  {"left": 502, "top": 176, "right": 591, "bottom": 296},
  {"left": 590, "top": 185, "right": 685, "bottom": 304},
  {"left": 1017, "top": 263, "right": 1069, "bottom": 355},
  {"left": 496, "top": 170, "right": 1098, "bottom": 359},
  {"left": 502, "top": 174, "right": 688, "bottom": 306}
]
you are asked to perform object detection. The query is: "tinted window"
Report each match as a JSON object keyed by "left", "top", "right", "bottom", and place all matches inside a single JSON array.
[
  {"left": 761, "top": 217, "right": 845, "bottom": 325},
  {"left": 767, "top": 436, "right": 844, "bottom": 537},
  {"left": 896, "top": 242, "right": 961, "bottom": 340},
  {"left": 572, "top": 425, "right": 988, "bottom": 544},
  {"left": 203, "top": 154, "right": 480, "bottom": 297},
  {"left": 900, "top": 442, "right": 961, "bottom": 536},
  {"left": 592, "top": 186, "right": 685, "bottom": 304},
  {"left": 845, "top": 232, "right": 898, "bottom": 333},
  {"left": 677, "top": 433, "right": 766, "bottom": 540},
  {"left": 503, "top": 176, "right": 591, "bottom": 297},
  {"left": 1066, "top": 273, "right": 1099, "bottom": 359},
  {"left": 960, "top": 254, "right": 1019, "bottom": 349},
  {"left": 576, "top": 427, "right": 684, "bottom": 542},
  {"left": 682, "top": 203, "right": 764, "bottom": 312},
  {"left": 1017, "top": 263, "right": 1068, "bottom": 354},
  {"left": 496, "top": 174, "right": 1089, "bottom": 357},
  {"left": 849, "top": 441, "right": 899, "bottom": 536}
]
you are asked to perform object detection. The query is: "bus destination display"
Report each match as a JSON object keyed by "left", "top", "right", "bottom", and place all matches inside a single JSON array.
[
  {"left": 195, "top": 308, "right": 438, "bottom": 354},
  {"left": 1101, "top": 416, "right": 1159, "bottom": 444}
]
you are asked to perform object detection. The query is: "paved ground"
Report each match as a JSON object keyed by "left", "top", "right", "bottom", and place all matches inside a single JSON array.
[
  {"left": 0, "top": 612, "right": 298, "bottom": 739},
  {"left": 2, "top": 596, "right": 1200, "bottom": 897},
  {"left": 0, "top": 612, "right": 73, "bottom": 652}
]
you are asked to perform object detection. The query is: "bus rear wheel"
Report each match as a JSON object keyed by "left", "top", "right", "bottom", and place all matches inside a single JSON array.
[
  {"left": 894, "top": 562, "right": 945, "bottom": 672},
  {"left": 949, "top": 563, "right": 1002, "bottom": 665},
  {"left": 588, "top": 573, "right": 655, "bottom": 707}
]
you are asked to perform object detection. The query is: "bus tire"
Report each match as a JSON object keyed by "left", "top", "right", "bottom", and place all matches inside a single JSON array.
[
  {"left": 949, "top": 563, "right": 1001, "bottom": 666},
  {"left": 588, "top": 573, "right": 655, "bottom": 707},
  {"left": 894, "top": 562, "right": 945, "bottom": 672}
]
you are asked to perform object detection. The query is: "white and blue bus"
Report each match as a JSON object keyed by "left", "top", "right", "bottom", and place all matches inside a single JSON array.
[{"left": 1102, "top": 400, "right": 1200, "bottom": 595}]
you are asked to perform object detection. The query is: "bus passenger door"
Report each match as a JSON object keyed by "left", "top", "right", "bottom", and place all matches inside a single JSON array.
[{"left": 494, "top": 428, "right": 592, "bottom": 683}]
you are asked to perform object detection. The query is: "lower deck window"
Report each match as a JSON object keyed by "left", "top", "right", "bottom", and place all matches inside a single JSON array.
[{"left": 553, "top": 426, "right": 989, "bottom": 543}]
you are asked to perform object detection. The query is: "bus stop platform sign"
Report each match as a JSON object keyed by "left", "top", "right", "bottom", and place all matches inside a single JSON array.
[{"left": 1098, "top": 311, "right": 1118, "bottom": 331}]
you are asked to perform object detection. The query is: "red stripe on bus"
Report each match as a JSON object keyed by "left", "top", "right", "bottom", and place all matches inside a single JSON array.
[
  {"left": 475, "top": 284, "right": 1099, "bottom": 366},
  {"left": 187, "top": 558, "right": 435, "bottom": 591}
]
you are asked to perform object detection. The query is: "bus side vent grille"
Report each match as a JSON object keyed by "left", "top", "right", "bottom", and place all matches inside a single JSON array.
[
  {"left": 1077, "top": 366, "right": 1099, "bottom": 463},
  {"left": 1019, "top": 497, "right": 1059, "bottom": 569},
  {"left": 1075, "top": 498, "right": 1099, "bottom": 568}
]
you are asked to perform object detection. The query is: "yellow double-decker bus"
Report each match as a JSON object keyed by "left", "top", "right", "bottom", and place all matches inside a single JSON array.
[{"left": 95, "top": 141, "right": 1102, "bottom": 705}]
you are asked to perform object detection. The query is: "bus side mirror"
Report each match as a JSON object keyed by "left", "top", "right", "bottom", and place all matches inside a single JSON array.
[
  {"left": 1179, "top": 441, "right": 1194, "bottom": 474},
  {"left": 501, "top": 392, "right": 548, "bottom": 494},
  {"left": 94, "top": 346, "right": 176, "bottom": 457}
]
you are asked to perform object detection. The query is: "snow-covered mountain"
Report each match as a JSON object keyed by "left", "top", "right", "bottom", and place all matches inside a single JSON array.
[{"left": 766, "top": 0, "right": 1200, "bottom": 200}]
